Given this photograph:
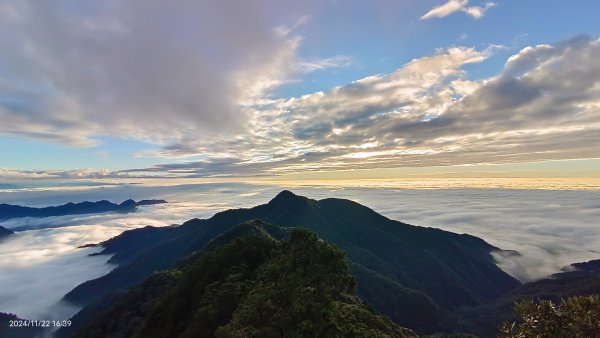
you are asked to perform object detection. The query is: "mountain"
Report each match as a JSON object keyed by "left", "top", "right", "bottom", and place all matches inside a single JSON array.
[
  {"left": 0, "top": 313, "right": 44, "bottom": 338},
  {"left": 456, "top": 258, "right": 600, "bottom": 337},
  {"left": 0, "top": 226, "right": 13, "bottom": 239},
  {"left": 0, "top": 199, "right": 167, "bottom": 221},
  {"left": 63, "top": 191, "right": 520, "bottom": 334},
  {"left": 61, "top": 221, "right": 417, "bottom": 338}
]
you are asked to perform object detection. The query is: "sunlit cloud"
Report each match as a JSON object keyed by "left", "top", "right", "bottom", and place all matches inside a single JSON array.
[
  {"left": 421, "top": 0, "right": 497, "bottom": 20},
  {"left": 113, "top": 36, "right": 600, "bottom": 178},
  {"left": 462, "top": 2, "right": 496, "bottom": 19},
  {"left": 0, "top": 2, "right": 598, "bottom": 180}
]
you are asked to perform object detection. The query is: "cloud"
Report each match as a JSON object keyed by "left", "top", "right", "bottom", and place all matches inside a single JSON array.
[
  {"left": 0, "top": 230, "right": 115, "bottom": 320},
  {"left": 2, "top": 13, "right": 599, "bottom": 181},
  {"left": 296, "top": 55, "right": 355, "bottom": 73},
  {"left": 421, "top": 0, "right": 469, "bottom": 19},
  {"left": 124, "top": 36, "right": 600, "bottom": 178},
  {"left": 0, "top": 193, "right": 233, "bottom": 320},
  {"left": 0, "top": 0, "right": 332, "bottom": 146},
  {"left": 462, "top": 2, "right": 496, "bottom": 19},
  {"left": 421, "top": 0, "right": 496, "bottom": 20},
  {"left": 369, "top": 188, "right": 600, "bottom": 282}
]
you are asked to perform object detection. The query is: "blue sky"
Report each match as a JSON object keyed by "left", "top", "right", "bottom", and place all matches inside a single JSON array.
[{"left": 0, "top": 0, "right": 599, "bottom": 180}]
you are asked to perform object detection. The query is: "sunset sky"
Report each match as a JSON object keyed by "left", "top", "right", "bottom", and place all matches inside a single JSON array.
[{"left": 1, "top": 0, "right": 599, "bottom": 182}]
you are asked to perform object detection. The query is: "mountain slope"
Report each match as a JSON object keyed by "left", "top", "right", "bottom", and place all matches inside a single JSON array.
[
  {"left": 64, "top": 222, "right": 416, "bottom": 338},
  {"left": 0, "top": 313, "right": 44, "bottom": 338},
  {"left": 456, "top": 258, "right": 600, "bottom": 337},
  {"left": 0, "top": 199, "right": 167, "bottom": 221},
  {"left": 64, "top": 191, "right": 520, "bottom": 333},
  {"left": 0, "top": 226, "right": 13, "bottom": 239}
]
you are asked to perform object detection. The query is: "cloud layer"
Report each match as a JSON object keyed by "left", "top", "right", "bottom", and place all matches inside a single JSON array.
[
  {"left": 0, "top": 194, "right": 227, "bottom": 320},
  {"left": 0, "top": 1, "right": 598, "bottom": 179},
  {"left": 119, "top": 36, "right": 600, "bottom": 178}
]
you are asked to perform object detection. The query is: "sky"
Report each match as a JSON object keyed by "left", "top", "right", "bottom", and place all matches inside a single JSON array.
[{"left": 0, "top": 0, "right": 599, "bottom": 182}]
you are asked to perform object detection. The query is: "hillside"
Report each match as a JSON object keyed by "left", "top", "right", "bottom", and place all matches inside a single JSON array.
[
  {"left": 0, "top": 226, "right": 13, "bottom": 239},
  {"left": 0, "top": 313, "right": 44, "bottom": 338},
  {"left": 62, "top": 221, "right": 417, "bottom": 338},
  {"left": 63, "top": 191, "right": 519, "bottom": 334},
  {"left": 456, "top": 259, "right": 600, "bottom": 337}
]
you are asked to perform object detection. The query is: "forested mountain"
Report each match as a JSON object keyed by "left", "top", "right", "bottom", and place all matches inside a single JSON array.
[
  {"left": 62, "top": 191, "right": 520, "bottom": 334},
  {"left": 63, "top": 221, "right": 417, "bottom": 338}
]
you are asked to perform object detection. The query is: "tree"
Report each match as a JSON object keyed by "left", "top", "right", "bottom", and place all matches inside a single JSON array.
[{"left": 499, "top": 295, "right": 600, "bottom": 338}]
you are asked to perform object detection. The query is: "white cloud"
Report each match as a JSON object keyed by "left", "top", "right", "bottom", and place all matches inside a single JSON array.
[
  {"left": 2, "top": 22, "right": 599, "bottom": 181},
  {"left": 0, "top": 1, "right": 357, "bottom": 148},
  {"left": 421, "top": 0, "right": 469, "bottom": 20},
  {"left": 463, "top": 2, "right": 497, "bottom": 19},
  {"left": 0, "top": 226, "right": 116, "bottom": 320},
  {"left": 421, "top": 0, "right": 496, "bottom": 20},
  {"left": 0, "top": 1, "right": 322, "bottom": 146},
  {"left": 139, "top": 36, "right": 600, "bottom": 178},
  {"left": 0, "top": 193, "right": 231, "bottom": 320},
  {"left": 296, "top": 55, "right": 355, "bottom": 73}
]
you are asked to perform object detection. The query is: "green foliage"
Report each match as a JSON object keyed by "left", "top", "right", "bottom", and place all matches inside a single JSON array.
[
  {"left": 220, "top": 229, "right": 357, "bottom": 337},
  {"left": 499, "top": 295, "right": 600, "bottom": 338},
  {"left": 74, "top": 222, "right": 416, "bottom": 338},
  {"left": 134, "top": 231, "right": 277, "bottom": 338}
]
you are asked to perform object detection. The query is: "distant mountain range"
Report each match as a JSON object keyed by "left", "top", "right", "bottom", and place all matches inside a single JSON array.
[{"left": 0, "top": 199, "right": 167, "bottom": 222}]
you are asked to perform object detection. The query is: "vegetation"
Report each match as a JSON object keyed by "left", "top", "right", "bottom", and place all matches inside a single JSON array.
[
  {"left": 66, "top": 191, "right": 518, "bottom": 334},
  {"left": 54, "top": 193, "right": 600, "bottom": 337},
  {"left": 499, "top": 295, "right": 600, "bottom": 338},
  {"left": 71, "top": 222, "right": 416, "bottom": 338},
  {"left": 453, "top": 260, "right": 600, "bottom": 337}
]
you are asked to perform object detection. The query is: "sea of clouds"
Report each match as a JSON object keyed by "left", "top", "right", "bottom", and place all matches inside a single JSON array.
[{"left": 0, "top": 182, "right": 599, "bottom": 320}]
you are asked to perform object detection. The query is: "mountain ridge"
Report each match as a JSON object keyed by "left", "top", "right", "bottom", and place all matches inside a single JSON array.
[
  {"left": 0, "top": 199, "right": 167, "bottom": 222},
  {"left": 62, "top": 190, "right": 520, "bottom": 334},
  {"left": 61, "top": 221, "right": 417, "bottom": 338}
]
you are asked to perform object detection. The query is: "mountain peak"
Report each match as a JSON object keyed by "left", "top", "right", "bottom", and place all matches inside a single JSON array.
[
  {"left": 269, "top": 190, "right": 306, "bottom": 205},
  {"left": 119, "top": 199, "right": 136, "bottom": 207}
]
